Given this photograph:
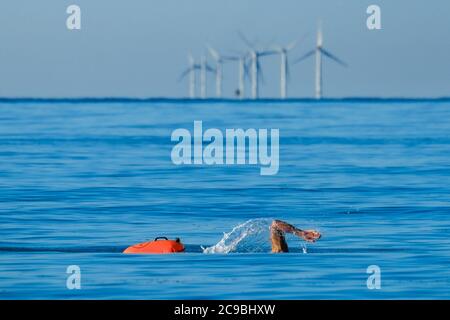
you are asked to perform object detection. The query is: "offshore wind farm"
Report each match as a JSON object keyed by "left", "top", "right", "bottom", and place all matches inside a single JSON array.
[{"left": 179, "top": 23, "right": 347, "bottom": 100}]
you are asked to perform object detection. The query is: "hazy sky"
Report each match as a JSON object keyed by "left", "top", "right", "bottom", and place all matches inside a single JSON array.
[{"left": 0, "top": 0, "right": 449, "bottom": 98}]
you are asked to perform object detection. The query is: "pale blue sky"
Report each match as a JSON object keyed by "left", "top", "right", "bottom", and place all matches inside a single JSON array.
[{"left": 0, "top": 0, "right": 449, "bottom": 98}]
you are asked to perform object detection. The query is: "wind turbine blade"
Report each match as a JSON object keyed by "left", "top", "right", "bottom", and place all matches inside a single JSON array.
[
  {"left": 206, "top": 44, "right": 220, "bottom": 61},
  {"left": 206, "top": 64, "right": 216, "bottom": 72},
  {"left": 286, "top": 39, "right": 298, "bottom": 51},
  {"left": 178, "top": 68, "right": 192, "bottom": 82},
  {"left": 222, "top": 55, "right": 239, "bottom": 61},
  {"left": 320, "top": 48, "right": 348, "bottom": 67},
  {"left": 317, "top": 20, "right": 323, "bottom": 47},
  {"left": 286, "top": 32, "right": 309, "bottom": 51},
  {"left": 292, "top": 50, "right": 315, "bottom": 64},
  {"left": 221, "top": 52, "right": 240, "bottom": 61},
  {"left": 259, "top": 50, "right": 278, "bottom": 57},
  {"left": 264, "top": 36, "right": 277, "bottom": 50},
  {"left": 237, "top": 31, "right": 254, "bottom": 49},
  {"left": 188, "top": 52, "right": 194, "bottom": 65},
  {"left": 228, "top": 49, "right": 244, "bottom": 56}
]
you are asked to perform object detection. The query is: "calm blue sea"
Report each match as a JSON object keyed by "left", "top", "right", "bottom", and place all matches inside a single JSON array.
[{"left": 0, "top": 100, "right": 449, "bottom": 299}]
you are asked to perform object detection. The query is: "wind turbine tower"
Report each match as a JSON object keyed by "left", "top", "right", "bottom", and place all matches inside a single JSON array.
[
  {"left": 237, "top": 55, "right": 245, "bottom": 99},
  {"left": 198, "top": 54, "right": 215, "bottom": 99},
  {"left": 200, "top": 54, "right": 207, "bottom": 98},
  {"left": 315, "top": 24, "right": 323, "bottom": 99},
  {"left": 250, "top": 51, "right": 258, "bottom": 99},
  {"left": 207, "top": 46, "right": 223, "bottom": 98},
  {"left": 280, "top": 49, "right": 288, "bottom": 98},
  {"left": 188, "top": 54, "right": 196, "bottom": 98},
  {"left": 273, "top": 36, "right": 304, "bottom": 99}
]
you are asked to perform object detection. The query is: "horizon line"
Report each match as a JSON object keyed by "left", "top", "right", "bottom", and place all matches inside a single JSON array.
[{"left": 1, "top": 96, "right": 450, "bottom": 104}]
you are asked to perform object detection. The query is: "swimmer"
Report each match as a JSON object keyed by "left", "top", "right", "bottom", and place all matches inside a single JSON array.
[
  {"left": 270, "top": 219, "right": 321, "bottom": 253},
  {"left": 124, "top": 219, "right": 321, "bottom": 254}
]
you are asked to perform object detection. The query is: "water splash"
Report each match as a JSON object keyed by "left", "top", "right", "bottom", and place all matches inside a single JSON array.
[
  {"left": 203, "top": 218, "right": 273, "bottom": 254},
  {"left": 301, "top": 243, "right": 308, "bottom": 254}
]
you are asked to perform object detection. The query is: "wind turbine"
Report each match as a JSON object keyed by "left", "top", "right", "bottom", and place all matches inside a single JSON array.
[
  {"left": 179, "top": 53, "right": 214, "bottom": 99},
  {"left": 179, "top": 53, "right": 198, "bottom": 98},
  {"left": 200, "top": 54, "right": 207, "bottom": 98},
  {"left": 235, "top": 53, "right": 247, "bottom": 99},
  {"left": 209, "top": 48, "right": 248, "bottom": 99},
  {"left": 238, "top": 32, "right": 277, "bottom": 99},
  {"left": 207, "top": 45, "right": 244, "bottom": 98},
  {"left": 294, "top": 22, "right": 347, "bottom": 99},
  {"left": 272, "top": 35, "right": 306, "bottom": 99}
]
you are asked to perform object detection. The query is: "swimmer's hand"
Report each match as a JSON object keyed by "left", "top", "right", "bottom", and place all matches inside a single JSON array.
[{"left": 295, "top": 229, "right": 321, "bottom": 243}]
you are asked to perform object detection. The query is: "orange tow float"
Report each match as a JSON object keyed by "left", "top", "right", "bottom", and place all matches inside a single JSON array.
[{"left": 123, "top": 237, "right": 184, "bottom": 254}]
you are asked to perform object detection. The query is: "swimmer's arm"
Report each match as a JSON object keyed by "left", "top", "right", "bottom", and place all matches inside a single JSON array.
[
  {"left": 271, "top": 220, "right": 321, "bottom": 242},
  {"left": 271, "top": 220, "right": 302, "bottom": 234}
]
